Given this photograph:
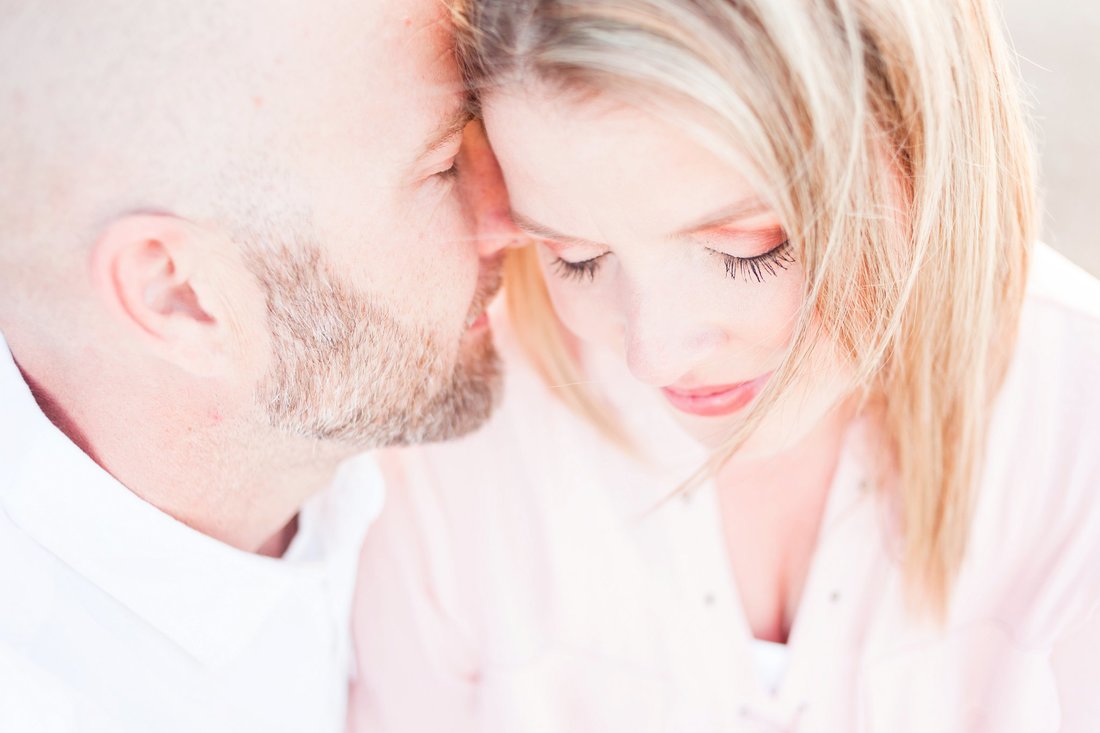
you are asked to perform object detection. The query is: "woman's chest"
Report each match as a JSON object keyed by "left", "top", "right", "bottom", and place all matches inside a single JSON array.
[
  {"left": 472, "top": 464, "right": 1064, "bottom": 733},
  {"left": 718, "top": 490, "right": 826, "bottom": 644},
  {"left": 478, "top": 522, "right": 1061, "bottom": 733}
]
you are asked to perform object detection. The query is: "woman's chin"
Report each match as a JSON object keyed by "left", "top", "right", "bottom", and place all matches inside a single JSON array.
[
  {"left": 662, "top": 387, "right": 844, "bottom": 462},
  {"left": 663, "top": 403, "right": 770, "bottom": 454}
]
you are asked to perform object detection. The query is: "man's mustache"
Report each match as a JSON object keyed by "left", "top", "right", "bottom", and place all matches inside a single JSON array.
[{"left": 465, "top": 255, "right": 504, "bottom": 324}]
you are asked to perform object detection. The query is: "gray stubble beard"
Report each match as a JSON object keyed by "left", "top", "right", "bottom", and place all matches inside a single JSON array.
[{"left": 247, "top": 243, "right": 502, "bottom": 450}]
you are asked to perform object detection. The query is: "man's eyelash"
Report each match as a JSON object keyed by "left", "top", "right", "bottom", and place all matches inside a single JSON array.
[
  {"left": 439, "top": 162, "right": 459, "bottom": 179},
  {"left": 718, "top": 240, "right": 795, "bottom": 282},
  {"left": 550, "top": 240, "right": 795, "bottom": 284}
]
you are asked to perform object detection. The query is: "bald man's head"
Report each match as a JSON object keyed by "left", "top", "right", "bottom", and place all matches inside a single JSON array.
[
  {"left": 2, "top": 3, "right": 297, "bottom": 273},
  {"left": 0, "top": 0, "right": 503, "bottom": 451}
]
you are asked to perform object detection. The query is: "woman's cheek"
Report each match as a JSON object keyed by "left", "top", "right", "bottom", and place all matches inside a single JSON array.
[
  {"left": 540, "top": 269, "right": 621, "bottom": 346},
  {"left": 725, "top": 262, "right": 804, "bottom": 352}
]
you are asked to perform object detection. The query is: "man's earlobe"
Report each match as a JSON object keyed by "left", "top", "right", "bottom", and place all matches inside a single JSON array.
[{"left": 89, "top": 214, "right": 229, "bottom": 376}]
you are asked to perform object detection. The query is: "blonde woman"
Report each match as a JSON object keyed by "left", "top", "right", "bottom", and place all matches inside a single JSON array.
[{"left": 349, "top": 0, "right": 1100, "bottom": 730}]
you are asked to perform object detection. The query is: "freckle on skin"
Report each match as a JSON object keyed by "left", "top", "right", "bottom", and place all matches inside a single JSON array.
[{"left": 252, "top": 96, "right": 264, "bottom": 109}]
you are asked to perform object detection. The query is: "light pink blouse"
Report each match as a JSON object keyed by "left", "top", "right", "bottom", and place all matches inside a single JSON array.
[{"left": 349, "top": 245, "right": 1100, "bottom": 732}]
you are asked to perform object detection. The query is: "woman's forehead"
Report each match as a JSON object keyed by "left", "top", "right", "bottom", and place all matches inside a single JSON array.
[{"left": 485, "top": 87, "right": 771, "bottom": 242}]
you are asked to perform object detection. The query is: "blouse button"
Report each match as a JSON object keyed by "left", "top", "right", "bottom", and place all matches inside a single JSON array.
[
  {"left": 829, "top": 590, "right": 841, "bottom": 603},
  {"left": 703, "top": 592, "right": 716, "bottom": 606}
]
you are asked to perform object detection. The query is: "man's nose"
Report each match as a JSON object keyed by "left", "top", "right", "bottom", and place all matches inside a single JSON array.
[{"left": 457, "top": 120, "right": 526, "bottom": 258}]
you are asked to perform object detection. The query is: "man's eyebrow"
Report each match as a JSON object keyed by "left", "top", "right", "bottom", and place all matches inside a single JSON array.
[
  {"left": 511, "top": 210, "right": 604, "bottom": 247},
  {"left": 674, "top": 196, "right": 772, "bottom": 235},
  {"left": 418, "top": 103, "right": 474, "bottom": 161}
]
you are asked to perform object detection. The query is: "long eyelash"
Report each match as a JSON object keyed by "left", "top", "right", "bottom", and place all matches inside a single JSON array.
[
  {"left": 552, "top": 256, "right": 604, "bottom": 283},
  {"left": 721, "top": 240, "right": 795, "bottom": 283},
  {"left": 553, "top": 242, "right": 795, "bottom": 284}
]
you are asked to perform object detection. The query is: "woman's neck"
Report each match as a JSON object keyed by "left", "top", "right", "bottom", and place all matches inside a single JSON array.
[
  {"left": 713, "top": 399, "right": 858, "bottom": 643},
  {"left": 715, "top": 398, "right": 855, "bottom": 500}
]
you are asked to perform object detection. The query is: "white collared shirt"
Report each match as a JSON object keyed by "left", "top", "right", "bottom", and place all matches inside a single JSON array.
[{"left": 0, "top": 334, "right": 384, "bottom": 733}]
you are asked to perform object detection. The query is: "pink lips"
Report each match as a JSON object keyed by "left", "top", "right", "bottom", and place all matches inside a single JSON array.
[{"left": 660, "top": 372, "right": 772, "bottom": 417}]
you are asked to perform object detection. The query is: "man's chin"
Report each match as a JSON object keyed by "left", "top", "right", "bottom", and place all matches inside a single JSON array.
[
  {"left": 251, "top": 239, "right": 504, "bottom": 451},
  {"left": 436, "top": 338, "right": 504, "bottom": 439},
  {"left": 383, "top": 336, "right": 503, "bottom": 448}
]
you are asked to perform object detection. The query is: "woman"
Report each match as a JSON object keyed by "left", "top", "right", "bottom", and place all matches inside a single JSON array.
[{"left": 350, "top": 0, "right": 1100, "bottom": 730}]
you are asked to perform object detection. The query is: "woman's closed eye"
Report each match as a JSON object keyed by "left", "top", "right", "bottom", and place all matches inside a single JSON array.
[
  {"left": 551, "top": 252, "right": 608, "bottom": 283},
  {"left": 549, "top": 238, "right": 795, "bottom": 284},
  {"left": 710, "top": 239, "right": 795, "bottom": 283}
]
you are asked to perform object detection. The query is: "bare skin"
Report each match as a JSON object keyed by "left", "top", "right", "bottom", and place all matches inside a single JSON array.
[{"left": 716, "top": 401, "right": 854, "bottom": 642}]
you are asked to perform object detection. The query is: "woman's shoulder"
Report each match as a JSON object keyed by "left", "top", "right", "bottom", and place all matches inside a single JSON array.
[
  {"left": 1009, "top": 244, "right": 1100, "bottom": 419},
  {"left": 982, "top": 244, "right": 1099, "bottom": 483},
  {"left": 1015, "top": 244, "right": 1100, "bottom": 398},
  {"left": 1024, "top": 243, "right": 1100, "bottom": 325},
  {"left": 991, "top": 245, "right": 1100, "bottom": 486},
  {"left": 966, "top": 244, "right": 1100, "bottom": 636}
]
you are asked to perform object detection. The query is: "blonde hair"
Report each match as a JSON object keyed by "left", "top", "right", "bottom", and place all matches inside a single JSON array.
[{"left": 455, "top": 0, "right": 1036, "bottom": 620}]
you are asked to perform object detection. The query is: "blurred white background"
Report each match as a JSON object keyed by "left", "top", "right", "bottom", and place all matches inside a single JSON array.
[{"left": 1002, "top": 1, "right": 1100, "bottom": 275}]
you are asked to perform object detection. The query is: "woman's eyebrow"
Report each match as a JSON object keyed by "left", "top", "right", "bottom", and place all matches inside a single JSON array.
[
  {"left": 511, "top": 210, "right": 603, "bottom": 247},
  {"left": 674, "top": 196, "right": 772, "bottom": 235},
  {"left": 511, "top": 198, "right": 774, "bottom": 246}
]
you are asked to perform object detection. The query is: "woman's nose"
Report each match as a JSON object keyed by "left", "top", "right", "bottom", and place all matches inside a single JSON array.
[
  {"left": 457, "top": 120, "right": 526, "bottom": 259},
  {"left": 621, "top": 296, "right": 729, "bottom": 387}
]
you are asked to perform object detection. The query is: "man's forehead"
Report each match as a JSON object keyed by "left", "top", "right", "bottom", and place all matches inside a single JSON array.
[
  {"left": 348, "top": 0, "right": 467, "bottom": 161},
  {"left": 362, "top": 0, "right": 464, "bottom": 107},
  {"left": 373, "top": 0, "right": 455, "bottom": 64}
]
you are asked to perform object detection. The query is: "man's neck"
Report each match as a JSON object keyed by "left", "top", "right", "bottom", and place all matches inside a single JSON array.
[
  {"left": 14, "top": 344, "right": 344, "bottom": 557},
  {"left": 256, "top": 514, "right": 300, "bottom": 558}
]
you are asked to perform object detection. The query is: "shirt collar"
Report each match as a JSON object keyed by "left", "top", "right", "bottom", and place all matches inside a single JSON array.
[{"left": 0, "top": 331, "right": 383, "bottom": 667}]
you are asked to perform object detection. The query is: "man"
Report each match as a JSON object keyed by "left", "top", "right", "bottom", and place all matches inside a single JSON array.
[{"left": 0, "top": 1, "right": 516, "bottom": 730}]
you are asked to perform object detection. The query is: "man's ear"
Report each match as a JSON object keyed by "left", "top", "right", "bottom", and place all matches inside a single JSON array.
[{"left": 89, "top": 213, "right": 234, "bottom": 376}]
